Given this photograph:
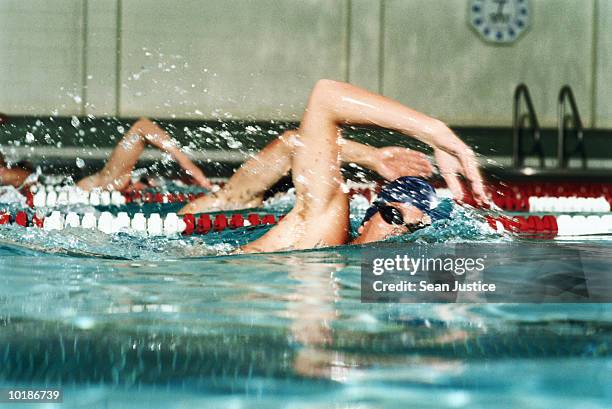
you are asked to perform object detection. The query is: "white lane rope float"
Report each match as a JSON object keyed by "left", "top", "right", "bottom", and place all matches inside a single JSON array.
[{"left": 0, "top": 210, "right": 280, "bottom": 237}]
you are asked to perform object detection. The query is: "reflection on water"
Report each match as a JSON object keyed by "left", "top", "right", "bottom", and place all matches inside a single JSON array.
[
  {"left": 0, "top": 196, "right": 611, "bottom": 407},
  {"left": 0, "top": 240, "right": 611, "bottom": 407}
]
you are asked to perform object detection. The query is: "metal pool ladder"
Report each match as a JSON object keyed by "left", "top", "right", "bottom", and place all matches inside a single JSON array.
[
  {"left": 513, "top": 83, "right": 545, "bottom": 168},
  {"left": 557, "top": 85, "right": 587, "bottom": 169}
]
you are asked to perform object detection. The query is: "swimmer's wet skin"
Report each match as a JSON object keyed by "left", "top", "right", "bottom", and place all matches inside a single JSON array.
[
  {"left": 239, "top": 80, "right": 484, "bottom": 253},
  {"left": 0, "top": 153, "right": 31, "bottom": 188},
  {"left": 238, "top": 176, "right": 449, "bottom": 253},
  {"left": 177, "top": 129, "right": 434, "bottom": 214},
  {"left": 0, "top": 118, "right": 211, "bottom": 191},
  {"left": 1, "top": 80, "right": 477, "bottom": 255}
]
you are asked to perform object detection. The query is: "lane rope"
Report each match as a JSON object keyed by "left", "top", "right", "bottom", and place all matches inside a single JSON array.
[
  {"left": 0, "top": 210, "right": 280, "bottom": 236},
  {"left": 2, "top": 209, "right": 612, "bottom": 238}
]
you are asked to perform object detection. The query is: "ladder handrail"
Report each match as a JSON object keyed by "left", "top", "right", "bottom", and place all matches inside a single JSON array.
[
  {"left": 512, "top": 84, "right": 544, "bottom": 168},
  {"left": 557, "top": 85, "right": 586, "bottom": 169}
]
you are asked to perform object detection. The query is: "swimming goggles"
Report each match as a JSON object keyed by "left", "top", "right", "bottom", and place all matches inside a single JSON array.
[{"left": 374, "top": 202, "right": 429, "bottom": 234}]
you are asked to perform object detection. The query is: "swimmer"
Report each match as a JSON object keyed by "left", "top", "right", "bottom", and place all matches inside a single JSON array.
[
  {"left": 178, "top": 129, "right": 434, "bottom": 213},
  {"left": 233, "top": 79, "right": 486, "bottom": 253},
  {"left": 0, "top": 154, "right": 32, "bottom": 188},
  {"left": 3, "top": 115, "right": 429, "bottom": 200},
  {"left": 0, "top": 117, "right": 212, "bottom": 191}
]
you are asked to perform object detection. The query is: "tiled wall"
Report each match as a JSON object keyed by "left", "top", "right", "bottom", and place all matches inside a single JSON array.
[{"left": 0, "top": 0, "right": 610, "bottom": 128}]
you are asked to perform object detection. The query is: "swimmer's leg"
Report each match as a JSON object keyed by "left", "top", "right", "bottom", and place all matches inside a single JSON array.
[{"left": 77, "top": 117, "right": 210, "bottom": 191}]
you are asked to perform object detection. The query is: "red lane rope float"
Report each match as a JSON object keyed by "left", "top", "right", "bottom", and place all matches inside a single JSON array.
[
  {"left": 0, "top": 211, "right": 37, "bottom": 227},
  {"left": 485, "top": 214, "right": 560, "bottom": 239},
  {"left": 453, "top": 181, "right": 612, "bottom": 212},
  {"left": 15, "top": 211, "right": 28, "bottom": 227},
  {"left": 487, "top": 182, "right": 612, "bottom": 211},
  {"left": 182, "top": 213, "right": 279, "bottom": 235}
]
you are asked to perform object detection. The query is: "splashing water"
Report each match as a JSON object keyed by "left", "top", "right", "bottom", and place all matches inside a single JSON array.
[{"left": 0, "top": 189, "right": 498, "bottom": 260}]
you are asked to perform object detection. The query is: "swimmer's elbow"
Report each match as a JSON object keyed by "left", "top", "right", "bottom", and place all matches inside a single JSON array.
[{"left": 430, "top": 118, "right": 451, "bottom": 135}]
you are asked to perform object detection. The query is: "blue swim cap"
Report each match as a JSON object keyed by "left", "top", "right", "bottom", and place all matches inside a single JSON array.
[{"left": 361, "top": 177, "right": 450, "bottom": 225}]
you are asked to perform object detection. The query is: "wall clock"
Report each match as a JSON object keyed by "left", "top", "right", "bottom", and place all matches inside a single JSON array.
[{"left": 469, "top": 0, "right": 530, "bottom": 44}]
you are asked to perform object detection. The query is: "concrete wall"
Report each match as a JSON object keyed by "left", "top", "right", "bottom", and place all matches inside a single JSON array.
[
  {"left": 0, "top": 0, "right": 85, "bottom": 116},
  {"left": 119, "top": 0, "right": 348, "bottom": 120},
  {"left": 383, "top": 0, "right": 594, "bottom": 126},
  {"left": 596, "top": 0, "right": 612, "bottom": 128},
  {"left": 0, "top": 0, "right": 610, "bottom": 128}
]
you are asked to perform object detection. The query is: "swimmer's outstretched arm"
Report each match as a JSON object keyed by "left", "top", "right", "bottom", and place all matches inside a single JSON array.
[
  {"left": 240, "top": 80, "right": 353, "bottom": 252},
  {"left": 241, "top": 79, "right": 486, "bottom": 252},
  {"left": 77, "top": 117, "right": 211, "bottom": 191},
  {"left": 293, "top": 80, "right": 486, "bottom": 204},
  {"left": 179, "top": 134, "right": 295, "bottom": 213},
  {"left": 178, "top": 130, "right": 432, "bottom": 214}
]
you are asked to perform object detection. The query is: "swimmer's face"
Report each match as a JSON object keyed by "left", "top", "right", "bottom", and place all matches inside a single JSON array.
[{"left": 355, "top": 202, "right": 426, "bottom": 244}]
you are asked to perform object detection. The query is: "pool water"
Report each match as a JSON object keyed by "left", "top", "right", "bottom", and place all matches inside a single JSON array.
[{"left": 0, "top": 194, "right": 611, "bottom": 408}]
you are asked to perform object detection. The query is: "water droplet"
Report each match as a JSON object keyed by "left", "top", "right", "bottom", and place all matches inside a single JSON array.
[
  {"left": 227, "top": 138, "right": 242, "bottom": 149},
  {"left": 76, "top": 158, "right": 85, "bottom": 168},
  {"left": 245, "top": 126, "right": 260, "bottom": 134}
]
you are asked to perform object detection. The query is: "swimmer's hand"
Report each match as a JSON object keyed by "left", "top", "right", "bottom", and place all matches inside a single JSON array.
[
  {"left": 373, "top": 147, "right": 433, "bottom": 180},
  {"left": 148, "top": 134, "right": 211, "bottom": 190},
  {"left": 179, "top": 163, "right": 212, "bottom": 190},
  {"left": 434, "top": 147, "right": 487, "bottom": 205},
  {"left": 191, "top": 172, "right": 213, "bottom": 190}
]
